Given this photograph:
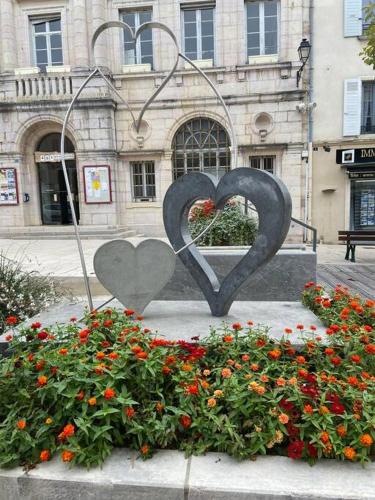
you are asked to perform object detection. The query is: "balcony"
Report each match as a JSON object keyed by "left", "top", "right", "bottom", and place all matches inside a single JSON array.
[{"left": 15, "top": 74, "right": 73, "bottom": 99}]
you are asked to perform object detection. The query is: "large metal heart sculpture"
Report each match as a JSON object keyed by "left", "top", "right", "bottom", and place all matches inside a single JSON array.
[{"left": 163, "top": 168, "right": 292, "bottom": 317}]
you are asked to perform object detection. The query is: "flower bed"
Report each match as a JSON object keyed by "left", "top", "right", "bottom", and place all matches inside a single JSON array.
[{"left": 0, "top": 284, "right": 374, "bottom": 470}]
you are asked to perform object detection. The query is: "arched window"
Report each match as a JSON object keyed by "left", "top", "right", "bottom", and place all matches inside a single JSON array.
[{"left": 172, "top": 117, "right": 231, "bottom": 180}]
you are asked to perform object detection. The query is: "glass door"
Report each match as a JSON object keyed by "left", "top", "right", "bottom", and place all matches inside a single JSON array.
[{"left": 38, "top": 161, "right": 79, "bottom": 225}]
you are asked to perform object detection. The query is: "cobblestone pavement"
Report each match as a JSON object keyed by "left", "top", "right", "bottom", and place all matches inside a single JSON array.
[{"left": 0, "top": 239, "right": 374, "bottom": 299}]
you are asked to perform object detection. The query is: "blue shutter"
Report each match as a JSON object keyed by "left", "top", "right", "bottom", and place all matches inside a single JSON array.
[
  {"left": 344, "top": 0, "right": 362, "bottom": 37},
  {"left": 343, "top": 79, "right": 362, "bottom": 136}
]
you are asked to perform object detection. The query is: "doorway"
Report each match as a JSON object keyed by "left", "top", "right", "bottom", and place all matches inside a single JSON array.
[{"left": 36, "top": 134, "right": 80, "bottom": 225}]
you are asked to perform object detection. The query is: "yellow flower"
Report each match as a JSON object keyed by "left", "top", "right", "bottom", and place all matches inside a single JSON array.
[{"left": 45, "top": 417, "right": 53, "bottom": 425}]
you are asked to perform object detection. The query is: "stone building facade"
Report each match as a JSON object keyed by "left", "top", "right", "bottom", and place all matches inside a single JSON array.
[
  {"left": 312, "top": 0, "right": 375, "bottom": 244},
  {"left": 0, "top": 0, "right": 310, "bottom": 238}
]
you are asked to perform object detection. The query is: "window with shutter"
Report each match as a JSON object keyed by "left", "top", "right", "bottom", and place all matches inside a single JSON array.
[
  {"left": 344, "top": 0, "right": 362, "bottom": 37},
  {"left": 343, "top": 79, "right": 361, "bottom": 137}
]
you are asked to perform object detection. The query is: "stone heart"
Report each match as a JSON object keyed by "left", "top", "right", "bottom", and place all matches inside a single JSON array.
[
  {"left": 94, "top": 239, "right": 176, "bottom": 314},
  {"left": 91, "top": 21, "right": 179, "bottom": 132},
  {"left": 163, "top": 168, "right": 292, "bottom": 317}
]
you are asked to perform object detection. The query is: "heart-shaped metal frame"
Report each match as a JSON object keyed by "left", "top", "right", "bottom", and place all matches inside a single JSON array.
[
  {"left": 58, "top": 20, "right": 242, "bottom": 311},
  {"left": 163, "top": 168, "right": 292, "bottom": 317}
]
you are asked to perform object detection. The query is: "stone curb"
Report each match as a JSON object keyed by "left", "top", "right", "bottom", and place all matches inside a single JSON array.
[{"left": 0, "top": 449, "right": 374, "bottom": 500}]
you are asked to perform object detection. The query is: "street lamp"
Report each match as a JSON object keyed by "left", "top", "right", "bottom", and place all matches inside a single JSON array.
[{"left": 296, "top": 38, "right": 311, "bottom": 88}]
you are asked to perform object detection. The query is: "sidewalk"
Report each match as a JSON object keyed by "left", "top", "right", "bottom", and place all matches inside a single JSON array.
[{"left": 1, "top": 238, "right": 374, "bottom": 277}]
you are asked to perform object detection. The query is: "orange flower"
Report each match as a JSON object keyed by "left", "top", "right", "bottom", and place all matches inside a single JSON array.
[
  {"left": 136, "top": 351, "right": 148, "bottom": 360},
  {"left": 40, "top": 450, "right": 50, "bottom": 462},
  {"left": 62, "top": 424, "right": 75, "bottom": 438},
  {"left": 276, "top": 377, "right": 286, "bottom": 386},
  {"left": 223, "top": 335, "right": 233, "bottom": 343},
  {"left": 37, "top": 375, "right": 47, "bottom": 386},
  {"left": 88, "top": 397, "right": 97, "bottom": 406},
  {"left": 260, "top": 374, "right": 269, "bottom": 383},
  {"left": 182, "top": 364, "right": 193, "bottom": 372},
  {"left": 16, "top": 419, "right": 26, "bottom": 430},
  {"left": 319, "top": 406, "right": 330, "bottom": 415},
  {"left": 320, "top": 431, "right": 330, "bottom": 444},
  {"left": 360, "top": 434, "right": 373, "bottom": 447},
  {"left": 108, "top": 352, "right": 119, "bottom": 360},
  {"left": 96, "top": 351, "right": 106, "bottom": 360},
  {"left": 203, "top": 369, "right": 211, "bottom": 376},
  {"left": 247, "top": 320, "right": 254, "bottom": 326},
  {"left": 250, "top": 363, "right": 259, "bottom": 371},
  {"left": 140, "top": 444, "right": 149, "bottom": 455},
  {"left": 61, "top": 450, "right": 75, "bottom": 462},
  {"left": 268, "top": 349, "right": 281, "bottom": 360},
  {"left": 278, "top": 413, "right": 289, "bottom": 424},
  {"left": 304, "top": 404, "right": 314, "bottom": 414},
  {"left": 179, "top": 415, "right": 192, "bottom": 429},
  {"left": 241, "top": 354, "right": 250, "bottom": 362},
  {"left": 344, "top": 447, "right": 356, "bottom": 460},
  {"left": 336, "top": 425, "right": 347, "bottom": 437},
  {"left": 214, "top": 389, "right": 223, "bottom": 398},
  {"left": 347, "top": 376, "right": 359, "bottom": 387},
  {"left": 155, "top": 402, "right": 164, "bottom": 413},
  {"left": 162, "top": 366, "right": 171, "bottom": 375},
  {"left": 226, "top": 359, "right": 235, "bottom": 366},
  {"left": 221, "top": 368, "right": 232, "bottom": 378},
  {"left": 76, "top": 390, "right": 85, "bottom": 401},
  {"left": 255, "top": 385, "right": 266, "bottom": 395},
  {"left": 104, "top": 388, "right": 116, "bottom": 400},
  {"left": 284, "top": 328, "right": 293, "bottom": 334},
  {"left": 201, "top": 380, "right": 210, "bottom": 390},
  {"left": 207, "top": 398, "right": 217, "bottom": 408},
  {"left": 125, "top": 407, "right": 135, "bottom": 418},
  {"left": 131, "top": 345, "right": 142, "bottom": 354},
  {"left": 288, "top": 377, "right": 298, "bottom": 385},
  {"left": 59, "top": 348, "right": 68, "bottom": 355}
]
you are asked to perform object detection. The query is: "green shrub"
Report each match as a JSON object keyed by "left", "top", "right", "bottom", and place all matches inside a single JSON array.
[
  {"left": 188, "top": 199, "right": 258, "bottom": 246},
  {"left": 0, "top": 287, "right": 374, "bottom": 469},
  {"left": 0, "top": 252, "right": 64, "bottom": 335}
]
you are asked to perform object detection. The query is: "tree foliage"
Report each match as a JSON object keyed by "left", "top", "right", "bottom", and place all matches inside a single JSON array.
[{"left": 361, "top": 2, "right": 375, "bottom": 69}]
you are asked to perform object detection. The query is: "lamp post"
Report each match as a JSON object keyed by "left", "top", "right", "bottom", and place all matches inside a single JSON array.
[{"left": 296, "top": 38, "right": 311, "bottom": 88}]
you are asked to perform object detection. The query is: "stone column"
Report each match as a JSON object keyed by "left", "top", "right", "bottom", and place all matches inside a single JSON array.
[
  {"left": 92, "top": 0, "right": 109, "bottom": 69},
  {"left": 0, "top": 0, "right": 17, "bottom": 73},
  {"left": 72, "top": 0, "right": 90, "bottom": 70}
]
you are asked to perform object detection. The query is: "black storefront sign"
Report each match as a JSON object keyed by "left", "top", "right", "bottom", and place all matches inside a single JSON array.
[{"left": 336, "top": 147, "right": 375, "bottom": 165}]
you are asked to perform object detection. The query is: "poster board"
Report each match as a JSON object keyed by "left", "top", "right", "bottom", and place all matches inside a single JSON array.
[
  {"left": 0, "top": 168, "right": 19, "bottom": 205},
  {"left": 83, "top": 165, "right": 112, "bottom": 204}
]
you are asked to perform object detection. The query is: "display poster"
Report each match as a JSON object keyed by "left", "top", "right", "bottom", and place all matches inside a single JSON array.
[
  {"left": 0, "top": 168, "right": 18, "bottom": 205},
  {"left": 83, "top": 166, "right": 112, "bottom": 204},
  {"left": 360, "top": 189, "right": 375, "bottom": 227}
]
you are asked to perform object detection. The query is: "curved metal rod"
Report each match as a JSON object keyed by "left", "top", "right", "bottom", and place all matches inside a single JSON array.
[
  {"left": 175, "top": 210, "right": 221, "bottom": 255},
  {"left": 60, "top": 69, "right": 100, "bottom": 311},
  {"left": 97, "top": 67, "right": 136, "bottom": 124},
  {"left": 179, "top": 53, "right": 238, "bottom": 169},
  {"left": 91, "top": 20, "right": 180, "bottom": 133}
]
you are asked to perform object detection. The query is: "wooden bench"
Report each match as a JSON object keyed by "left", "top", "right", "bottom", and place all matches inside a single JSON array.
[{"left": 338, "top": 230, "right": 375, "bottom": 262}]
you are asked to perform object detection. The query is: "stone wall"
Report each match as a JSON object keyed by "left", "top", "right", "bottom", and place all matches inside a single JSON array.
[{"left": 0, "top": 0, "right": 310, "bottom": 240}]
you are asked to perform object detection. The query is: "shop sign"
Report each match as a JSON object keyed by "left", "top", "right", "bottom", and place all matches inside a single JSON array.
[
  {"left": 348, "top": 171, "right": 375, "bottom": 179},
  {"left": 35, "top": 152, "right": 75, "bottom": 163},
  {"left": 336, "top": 147, "right": 375, "bottom": 165}
]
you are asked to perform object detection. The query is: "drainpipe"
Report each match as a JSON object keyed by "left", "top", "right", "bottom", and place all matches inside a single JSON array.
[{"left": 304, "top": 0, "right": 314, "bottom": 242}]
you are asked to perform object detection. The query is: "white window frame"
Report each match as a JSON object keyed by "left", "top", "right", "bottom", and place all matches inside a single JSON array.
[
  {"left": 30, "top": 16, "right": 63, "bottom": 70},
  {"left": 246, "top": 0, "right": 280, "bottom": 57},
  {"left": 131, "top": 161, "right": 156, "bottom": 201},
  {"left": 249, "top": 155, "right": 276, "bottom": 174},
  {"left": 121, "top": 8, "right": 153, "bottom": 66},
  {"left": 181, "top": 4, "right": 216, "bottom": 62}
]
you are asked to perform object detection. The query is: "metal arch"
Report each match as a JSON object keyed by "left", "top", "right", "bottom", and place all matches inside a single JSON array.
[{"left": 59, "top": 20, "right": 240, "bottom": 312}]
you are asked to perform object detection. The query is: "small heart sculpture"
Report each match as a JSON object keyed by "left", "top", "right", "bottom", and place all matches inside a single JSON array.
[
  {"left": 94, "top": 239, "right": 176, "bottom": 314},
  {"left": 163, "top": 168, "right": 292, "bottom": 317},
  {"left": 91, "top": 21, "right": 179, "bottom": 132}
]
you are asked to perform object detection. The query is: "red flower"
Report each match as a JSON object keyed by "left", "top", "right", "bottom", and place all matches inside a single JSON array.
[
  {"left": 37, "top": 331, "right": 48, "bottom": 340},
  {"left": 365, "top": 344, "right": 375, "bottom": 355},
  {"left": 330, "top": 356, "right": 342, "bottom": 366},
  {"left": 103, "top": 319, "right": 113, "bottom": 327},
  {"left": 331, "top": 402, "right": 345, "bottom": 415},
  {"left": 287, "top": 440, "right": 304, "bottom": 459},
  {"left": 232, "top": 323, "right": 242, "bottom": 331},
  {"left": 256, "top": 339, "right": 266, "bottom": 347},
  {"left": 296, "top": 324, "right": 304, "bottom": 330},
  {"left": 179, "top": 415, "right": 192, "bottom": 429},
  {"left": 104, "top": 388, "right": 116, "bottom": 400},
  {"left": 351, "top": 354, "right": 361, "bottom": 364},
  {"left": 31, "top": 322, "right": 42, "bottom": 330},
  {"left": 40, "top": 450, "right": 50, "bottom": 462},
  {"left": 5, "top": 316, "right": 17, "bottom": 325},
  {"left": 125, "top": 407, "right": 135, "bottom": 418},
  {"left": 76, "top": 390, "right": 85, "bottom": 401},
  {"left": 363, "top": 325, "right": 372, "bottom": 332},
  {"left": 286, "top": 422, "right": 300, "bottom": 439},
  {"left": 79, "top": 329, "right": 90, "bottom": 339},
  {"left": 124, "top": 309, "right": 135, "bottom": 316},
  {"left": 280, "top": 399, "right": 295, "bottom": 412},
  {"left": 307, "top": 443, "right": 318, "bottom": 458},
  {"left": 185, "top": 384, "right": 199, "bottom": 395}
]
